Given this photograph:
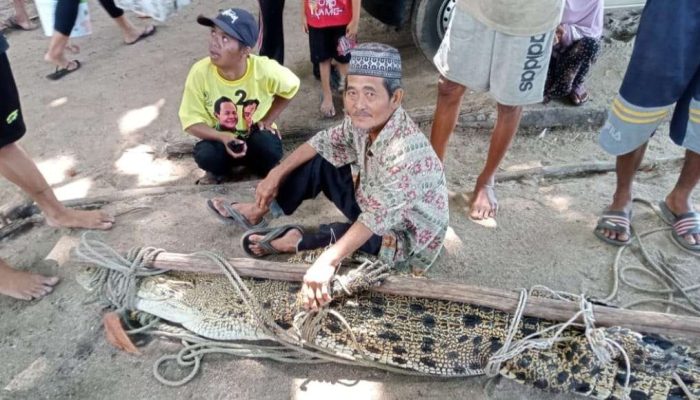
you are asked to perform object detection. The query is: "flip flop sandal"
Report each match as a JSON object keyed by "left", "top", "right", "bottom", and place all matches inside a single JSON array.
[
  {"left": 657, "top": 201, "right": 679, "bottom": 226},
  {"left": 46, "top": 60, "right": 81, "bottom": 80},
  {"left": 670, "top": 212, "right": 700, "bottom": 255},
  {"left": 206, "top": 199, "right": 267, "bottom": 230},
  {"left": 241, "top": 224, "right": 304, "bottom": 258},
  {"left": 594, "top": 210, "right": 633, "bottom": 246},
  {"left": 125, "top": 25, "right": 156, "bottom": 45},
  {"left": 5, "top": 16, "right": 38, "bottom": 31}
]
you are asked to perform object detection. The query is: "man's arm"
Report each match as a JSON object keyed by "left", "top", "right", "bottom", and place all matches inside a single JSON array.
[
  {"left": 185, "top": 123, "right": 245, "bottom": 158},
  {"left": 185, "top": 123, "right": 234, "bottom": 143},
  {"left": 302, "top": 221, "right": 375, "bottom": 310},
  {"left": 255, "top": 142, "right": 318, "bottom": 209},
  {"left": 257, "top": 95, "right": 292, "bottom": 133},
  {"left": 346, "top": 0, "right": 360, "bottom": 39}
]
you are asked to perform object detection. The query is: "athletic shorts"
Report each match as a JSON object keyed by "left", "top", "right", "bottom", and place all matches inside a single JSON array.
[
  {"left": 433, "top": 7, "right": 554, "bottom": 106},
  {"left": 0, "top": 52, "right": 25, "bottom": 148},
  {"left": 308, "top": 25, "right": 350, "bottom": 64},
  {"left": 599, "top": 0, "right": 700, "bottom": 156}
]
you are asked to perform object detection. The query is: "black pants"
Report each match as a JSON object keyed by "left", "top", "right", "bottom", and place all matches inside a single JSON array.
[
  {"left": 275, "top": 155, "right": 382, "bottom": 254},
  {"left": 258, "top": 0, "right": 285, "bottom": 64},
  {"left": 193, "top": 129, "right": 283, "bottom": 178},
  {"left": 55, "top": 0, "right": 124, "bottom": 35},
  {"left": 545, "top": 37, "right": 600, "bottom": 98},
  {"left": 0, "top": 53, "right": 26, "bottom": 149}
]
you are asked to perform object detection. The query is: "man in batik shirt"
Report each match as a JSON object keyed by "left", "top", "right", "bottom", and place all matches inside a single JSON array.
[{"left": 207, "top": 43, "right": 449, "bottom": 310}]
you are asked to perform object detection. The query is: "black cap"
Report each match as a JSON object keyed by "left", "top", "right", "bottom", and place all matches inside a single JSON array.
[{"left": 197, "top": 8, "right": 258, "bottom": 48}]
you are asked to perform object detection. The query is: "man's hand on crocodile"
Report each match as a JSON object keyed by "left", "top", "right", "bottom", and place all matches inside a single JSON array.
[{"left": 302, "top": 252, "right": 338, "bottom": 310}]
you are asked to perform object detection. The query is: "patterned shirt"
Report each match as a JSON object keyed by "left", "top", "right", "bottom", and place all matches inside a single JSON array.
[{"left": 307, "top": 107, "right": 449, "bottom": 272}]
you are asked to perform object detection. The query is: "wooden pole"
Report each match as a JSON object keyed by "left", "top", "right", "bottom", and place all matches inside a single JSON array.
[{"left": 150, "top": 252, "right": 700, "bottom": 339}]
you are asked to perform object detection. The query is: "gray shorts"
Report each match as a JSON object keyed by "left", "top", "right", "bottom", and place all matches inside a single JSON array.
[{"left": 433, "top": 7, "right": 554, "bottom": 106}]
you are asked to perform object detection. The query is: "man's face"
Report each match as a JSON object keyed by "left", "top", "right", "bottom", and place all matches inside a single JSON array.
[
  {"left": 344, "top": 75, "right": 400, "bottom": 133},
  {"left": 243, "top": 103, "right": 257, "bottom": 120},
  {"left": 216, "top": 101, "right": 238, "bottom": 130},
  {"left": 209, "top": 26, "right": 247, "bottom": 69}
]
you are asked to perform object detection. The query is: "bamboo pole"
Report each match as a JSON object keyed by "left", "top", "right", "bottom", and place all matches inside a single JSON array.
[{"left": 150, "top": 252, "right": 700, "bottom": 339}]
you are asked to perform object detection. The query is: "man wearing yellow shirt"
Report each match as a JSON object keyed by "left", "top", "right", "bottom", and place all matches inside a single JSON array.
[{"left": 179, "top": 8, "right": 301, "bottom": 183}]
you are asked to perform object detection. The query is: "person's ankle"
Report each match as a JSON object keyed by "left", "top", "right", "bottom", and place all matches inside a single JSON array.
[{"left": 665, "top": 191, "right": 691, "bottom": 214}]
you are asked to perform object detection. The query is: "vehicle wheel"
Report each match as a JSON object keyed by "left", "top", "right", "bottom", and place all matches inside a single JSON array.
[{"left": 411, "top": 0, "right": 457, "bottom": 61}]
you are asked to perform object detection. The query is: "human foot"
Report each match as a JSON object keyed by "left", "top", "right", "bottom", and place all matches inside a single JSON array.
[
  {"left": 596, "top": 196, "right": 633, "bottom": 244},
  {"left": 469, "top": 183, "right": 498, "bottom": 220},
  {"left": 45, "top": 208, "right": 114, "bottom": 230},
  {"left": 242, "top": 225, "right": 303, "bottom": 257},
  {"left": 124, "top": 25, "right": 156, "bottom": 45},
  {"left": 661, "top": 195, "right": 700, "bottom": 248},
  {"left": 209, "top": 198, "right": 266, "bottom": 227},
  {"left": 0, "top": 260, "right": 59, "bottom": 300},
  {"left": 320, "top": 95, "right": 336, "bottom": 118},
  {"left": 5, "top": 15, "right": 37, "bottom": 31}
]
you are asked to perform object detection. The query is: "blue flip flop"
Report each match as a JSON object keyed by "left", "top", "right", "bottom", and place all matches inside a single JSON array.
[
  {"left": 241, "top": 224, "right": 304, "bottom": 258},
  {"left": 594, "top": 210, "right": 633, "bottom": 246},
  {"left": 206, "top": 199, "right": 267, "bottom": 230}
]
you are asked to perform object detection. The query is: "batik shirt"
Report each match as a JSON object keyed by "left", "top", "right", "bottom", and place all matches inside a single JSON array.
[{"left": 307, "top": 107, "right": 449, "bottom": 272}]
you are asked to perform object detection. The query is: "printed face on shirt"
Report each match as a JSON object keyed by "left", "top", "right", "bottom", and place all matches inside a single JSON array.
[
  {"left": 344, "top": 75, "right": 402, "bottom": 134},
  {"left": 243, "top": 101, "right": 258, "bottom": 124},
  {"left": 209, "top": 26, "right": 248, "bottom": 70},
  {"left": 214, "top": 99, "right": 238, "bottom": 131}
]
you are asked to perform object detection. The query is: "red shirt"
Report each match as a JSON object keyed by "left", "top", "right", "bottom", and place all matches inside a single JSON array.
[{"left": 305, "top": 0, "right": 352, "bottom": 28}]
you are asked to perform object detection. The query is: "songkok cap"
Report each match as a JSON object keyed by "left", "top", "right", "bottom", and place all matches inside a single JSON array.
[{"left": 348, "top": 42, "right": 402, "bottom": 80}]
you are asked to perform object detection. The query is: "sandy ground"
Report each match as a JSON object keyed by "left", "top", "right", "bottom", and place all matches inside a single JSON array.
[{"left": 0, "top": 1, "right": 698, "bottom": 399}]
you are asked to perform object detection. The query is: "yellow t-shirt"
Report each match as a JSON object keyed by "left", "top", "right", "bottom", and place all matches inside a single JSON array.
[{"left": 178, "top": 55, "right": 300, "bottom": 135}]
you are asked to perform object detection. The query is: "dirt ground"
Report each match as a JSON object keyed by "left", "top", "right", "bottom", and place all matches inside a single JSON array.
[{"left": 0, "top": 1, "right": 698, "bottom": 399}]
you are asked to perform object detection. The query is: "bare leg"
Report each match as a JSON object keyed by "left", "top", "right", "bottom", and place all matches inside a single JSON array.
[
  {"left": 430, "top": 75, "right": 467, "bottom": 161},
  {"left": 0, "top": 258, "right": 59, "bottom": 300},
  {"left": 319, "top": 59, "right": 335, "bottom": 117},
  {"left": 113, "top": 15, "right": 154, "bottom": 45},
  {"left": 11, "top": 0, "right": 36, "bottom": 29},
  {"left": 599, "top": 143, "right": 648, "bottom": 242},
  {"left": 0, "top": 143, "right": 114, "bottom": 229},
  {"left": 469, "top": 103, "right": 523, "bottom": 220},
  {"left": 664, "top": 149, "right": 700, "bottom": 245},
  {"left": 44, "top": 32, "right": 79, "bottom": 70}
]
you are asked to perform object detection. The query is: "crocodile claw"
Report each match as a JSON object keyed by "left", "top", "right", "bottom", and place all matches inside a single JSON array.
[{"left": 331, "top": 259, "right": 392, "bottom": 297}]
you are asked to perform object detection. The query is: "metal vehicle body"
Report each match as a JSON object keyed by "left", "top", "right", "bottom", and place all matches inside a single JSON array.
[{"left": 361, "top": 0, "right": 646, "bottom": 60}]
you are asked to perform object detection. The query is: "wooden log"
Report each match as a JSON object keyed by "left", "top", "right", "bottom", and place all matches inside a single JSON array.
[
  {"left": 150, "top": 252, "right": 700, "bottom": 339},
  {"left": 163, "top": 106, "right": 608, "bottom": 157},
  {"left": 495, "top": 157, "right": 685, "bottom": 183}
]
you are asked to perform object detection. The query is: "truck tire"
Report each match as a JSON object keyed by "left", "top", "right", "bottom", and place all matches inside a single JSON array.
[{"left": 411, "top": 0, "right": 456, "bottom": 61}]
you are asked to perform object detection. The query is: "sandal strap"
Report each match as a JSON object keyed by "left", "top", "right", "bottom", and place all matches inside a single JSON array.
[
  {"left": 596, "top": 211, "right": 631, "bottom": 234},
  {"left": 673, "top": 212, "right": 700, "bottom": 236},
  {"left": 245, "top": 225, "right": 303, "bottom": 256}
]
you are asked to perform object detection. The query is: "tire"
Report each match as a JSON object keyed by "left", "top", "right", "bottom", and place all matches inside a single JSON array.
[{"left": 411, "top": 0, "right": 457, "bottom": 61}]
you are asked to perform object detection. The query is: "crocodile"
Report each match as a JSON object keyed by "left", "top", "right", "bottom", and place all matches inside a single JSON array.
[{"left": 78, "top": 254, "right": 700, "bottom": 400}]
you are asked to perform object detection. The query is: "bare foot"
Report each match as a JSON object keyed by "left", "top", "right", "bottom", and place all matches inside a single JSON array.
[
  {"left": 247, "top": 228, "right": 302, "bottom": 256},
  {"left": 320, "top": 95, "right": 336, "bottom": 118},
  {"left": 664, "top": 194, "right": 700, "bottom": 246},
  {"left": 0, "top": 260, "right": 59, "bottom": 300},
  {"left": 210, "top": 198, "right": 265, "bottom": 225},
  {"left": 45, "top": 208, "right": 114, "bottom": 230},
  {"left": 469, "top": 184, "right": 498, "bottom": 220}
]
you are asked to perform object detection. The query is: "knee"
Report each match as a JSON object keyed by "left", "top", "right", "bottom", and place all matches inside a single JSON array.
[
  {"left": 497, "top": 104, "right": 522, "bottom": 115},
  {"left": 437, "top": 75, "right": 466, "bottom": 101},
  {"left": 193, "top": 141, "right": 226, "bottom": 171}
]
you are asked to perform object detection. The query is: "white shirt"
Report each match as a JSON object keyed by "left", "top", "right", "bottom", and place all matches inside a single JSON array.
[{"left": 458, "top": 0, "right": 565, "bottom": 36}]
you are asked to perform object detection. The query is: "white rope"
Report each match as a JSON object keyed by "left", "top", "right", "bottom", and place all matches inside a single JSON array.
[{"left": 484, "top": 287, "right": 633, "bottom": 400}]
